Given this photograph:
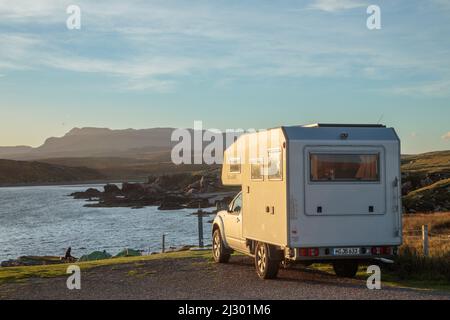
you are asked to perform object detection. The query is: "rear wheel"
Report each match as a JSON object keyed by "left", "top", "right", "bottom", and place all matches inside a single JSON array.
[
  {"left": 333, "top": 260, "right": 359, "bottom": 278},
  {"left": 255, "top": 242, "right": 280, "bottom": 279},
  {"left": 212, "top": 229, "right": 230, "bottom": 263}
]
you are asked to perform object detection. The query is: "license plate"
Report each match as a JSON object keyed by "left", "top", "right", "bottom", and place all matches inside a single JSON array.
[{"left": 333, "top": 248, "right": 360, "bottom": 255}]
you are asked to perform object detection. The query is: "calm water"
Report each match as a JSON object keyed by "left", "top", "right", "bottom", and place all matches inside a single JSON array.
[{"left": 0, "top": 184, "right": 213, "bottom": 262}]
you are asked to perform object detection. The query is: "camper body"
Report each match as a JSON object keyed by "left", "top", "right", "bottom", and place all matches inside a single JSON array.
[{"left": 212, "top": 124, "right": 402, "bottom": 279}]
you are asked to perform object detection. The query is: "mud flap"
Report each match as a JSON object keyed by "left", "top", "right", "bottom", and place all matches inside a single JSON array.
[{"left": 267, "top": 244, "right": 283, "bottom": 261}]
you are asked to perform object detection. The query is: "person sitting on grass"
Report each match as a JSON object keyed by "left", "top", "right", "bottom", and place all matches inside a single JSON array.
[{"left": 63, "top": 247, "right": 75, "bottom": 262}]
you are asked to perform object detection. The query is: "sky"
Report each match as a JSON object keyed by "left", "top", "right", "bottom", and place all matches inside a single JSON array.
[{"left": 0, "top": 0, "right": 449, "bottom": 154}]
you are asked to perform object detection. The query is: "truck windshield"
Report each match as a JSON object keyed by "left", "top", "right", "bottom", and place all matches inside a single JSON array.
[{"left": 310, "top": 153, "right": 379, "bottom": 182}]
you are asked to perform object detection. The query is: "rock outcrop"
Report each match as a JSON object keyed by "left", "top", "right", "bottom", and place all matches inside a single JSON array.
[{"left": 70, "top": 170, "right": 239, "bottom": 210}]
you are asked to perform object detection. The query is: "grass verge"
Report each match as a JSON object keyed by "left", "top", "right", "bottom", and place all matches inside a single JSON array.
[{"left": 0, "top": 250, "right": 211, "bottom": 284}]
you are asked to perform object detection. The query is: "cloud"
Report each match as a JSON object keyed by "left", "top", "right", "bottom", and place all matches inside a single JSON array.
[
  {"left": 0, "top": 0, "right": 449, "bottom": 94},
  {"left": 308, "top": 0, "right": 366, "bottom": 12},
  {"left": 389, "top": 80, "right": 450, "bottom": 97},
  {"left": 442, "top": 132, "right": 450, "bottom": 140}
]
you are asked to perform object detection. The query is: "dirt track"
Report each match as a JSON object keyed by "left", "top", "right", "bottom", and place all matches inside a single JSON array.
[{"left": 1, "top": 255, "right": 449, "bottom": 300}]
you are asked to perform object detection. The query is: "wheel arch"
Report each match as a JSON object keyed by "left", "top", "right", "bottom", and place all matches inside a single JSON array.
[{"left": 212, "top": 216, "right": 231, "bottom": 249}]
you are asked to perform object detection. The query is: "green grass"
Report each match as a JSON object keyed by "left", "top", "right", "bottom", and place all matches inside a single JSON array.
[{"left": 0, "top": 250, "right": 211, "bottom": 284}]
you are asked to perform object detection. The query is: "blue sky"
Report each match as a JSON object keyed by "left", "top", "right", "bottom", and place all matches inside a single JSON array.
[{"left": 0, "top": 0, "right": 449, "bottom": 154}]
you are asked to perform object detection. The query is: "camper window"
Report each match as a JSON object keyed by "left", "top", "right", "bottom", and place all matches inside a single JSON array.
[
  {"left": 250, "top": 158, "right": 264, "bottom": 180},
  {"left": 310, "top": 153, "right": 379, "bottom": 182},
  {"left": 268, "top": 149, "right": 282, "bottom": 180},
  {"left": 229, "top": 157, "right": 241, "bottom": 173}
]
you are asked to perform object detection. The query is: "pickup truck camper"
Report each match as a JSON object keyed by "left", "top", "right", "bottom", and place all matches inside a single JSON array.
[{"left": 212, "top": 124, "right": 402, "bottom": 279}]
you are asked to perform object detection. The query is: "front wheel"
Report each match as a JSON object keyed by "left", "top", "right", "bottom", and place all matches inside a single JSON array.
[
  {"left": 212, "top": 229, "right": 230, "bottom": 263},
  {"left": 332, "top": 260, "right": 359, "bottom": 278},
  {"left": 255, "top": 242, "right": 280, "bottom": 279}
]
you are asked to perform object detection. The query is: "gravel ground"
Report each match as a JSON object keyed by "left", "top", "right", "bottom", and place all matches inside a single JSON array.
[{"left": 1, "top": 255, "right": 449, "bottom": 300}]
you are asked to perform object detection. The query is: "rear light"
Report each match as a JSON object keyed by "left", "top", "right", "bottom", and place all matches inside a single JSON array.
[
  {"left": 371, "top": 247, "right": 381, "bottom": 255},
  {"left": 298, "top": 248, "right": 319, "bottom": 257},
  {"left": 371, "top": 246, "right": 392, "bottom": 255},
  {"left": 299, "top": 248, "right": 308, "bottom": 256}
]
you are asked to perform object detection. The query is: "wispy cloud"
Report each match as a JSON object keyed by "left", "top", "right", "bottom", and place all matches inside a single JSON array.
[
  {"left": 389, "top": 80, "right": 450, "bottom": 97},
  {"left": 308, "top": 0, "right": 366, "bottom": 12},
  {"left": 0, "top": 34, "right": 42, "bottom": 70},
  {"left": 0, "top": 0, "right": 449, "bottom": 95}
]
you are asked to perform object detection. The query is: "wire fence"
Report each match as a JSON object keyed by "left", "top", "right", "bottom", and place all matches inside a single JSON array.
[{"left": 402, "top": 225, "right": 450, "bottom": 257}]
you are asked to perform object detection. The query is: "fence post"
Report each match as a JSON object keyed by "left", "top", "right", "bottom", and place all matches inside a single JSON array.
[
  {"left": 162, "top": 234, "right": 166, "bottom": 253},
  {"left": 422, "top": 225, "right": 429, "bottom": 257},
  {"left": 198, "top": 210, "right": 204, "bottom": 248}
]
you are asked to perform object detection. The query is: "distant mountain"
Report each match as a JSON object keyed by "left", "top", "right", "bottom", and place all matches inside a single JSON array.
[
  {"left": 0, "top": 127, "right": 177, "bottom": 160},
  {"left": 0, "top": 159, "right": 105, "bottom": 185},
  {"left": 0, "top": 126, "right": 224, "bottom": 182},
  {"left": 0, "top": 146, "right": 33, "bottom": 157}
]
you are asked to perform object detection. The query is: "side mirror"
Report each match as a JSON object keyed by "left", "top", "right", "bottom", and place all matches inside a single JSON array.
[{"left": 216, "top": 201, "right": 228, "bottom": 212}]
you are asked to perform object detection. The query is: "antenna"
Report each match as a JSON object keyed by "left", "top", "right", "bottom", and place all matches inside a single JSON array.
[{"left": 376, "top": 114, "right": 384, "bottom": 125}]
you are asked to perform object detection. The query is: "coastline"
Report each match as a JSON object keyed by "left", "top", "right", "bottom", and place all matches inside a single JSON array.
[{"left": 0, "top": 179, "right": 144, "bottom": 188}]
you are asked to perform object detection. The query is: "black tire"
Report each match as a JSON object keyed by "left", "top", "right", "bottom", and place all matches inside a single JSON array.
[
  {"left": 255, "top": 242, "right": 280, "bottom": 279},
  {"left": 212, "top": 229, "right": 230, "bottom": 263},
  {"left": 333, "top": 260, "right": 359, "bottom": 278}
]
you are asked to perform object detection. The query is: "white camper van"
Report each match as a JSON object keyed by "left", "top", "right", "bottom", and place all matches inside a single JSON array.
[{"left": 212, "top": 124, "right": 402, "bottom": 279}]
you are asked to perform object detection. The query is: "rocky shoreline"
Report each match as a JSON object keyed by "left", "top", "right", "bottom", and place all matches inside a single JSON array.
[
  {"left": 70, "top": 170, "right": 239, "bottom": 210},
  {"left": 0, "top": 245, "right": 203, "bottom": 267}
]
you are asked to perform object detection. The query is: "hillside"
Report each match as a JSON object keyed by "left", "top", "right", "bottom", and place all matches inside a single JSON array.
[
  {"left": 403, "top": 178, "right": 450, "bottom": 213},
  {"left": 402, "top": 151, "right": 450, "bottom": 175},
  {"left": 401, "top": 150, "right": 449, "bottom": 193},
  {"left": 0, "top": 159, "right": 105, "bottom": 185},
  {"left": 37, "top": 157, "right": 216, "bottom": 180},
  {"left": 400, "top": 151, "right": 449, "bottom": 213}
]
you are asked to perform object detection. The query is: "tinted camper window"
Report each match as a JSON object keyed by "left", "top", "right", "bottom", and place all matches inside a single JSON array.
[
  {"left": 250, "top": 158, "right": 264, "bottom": 180},
  {"left": 229, "top": 158, "right": 241, "bottom": 173},
  {"left": 268, "top": 149, "right": 282, "bottom": 180},
  {"left": 310, "top": 154, "right": 379, "bottom": 182}
]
